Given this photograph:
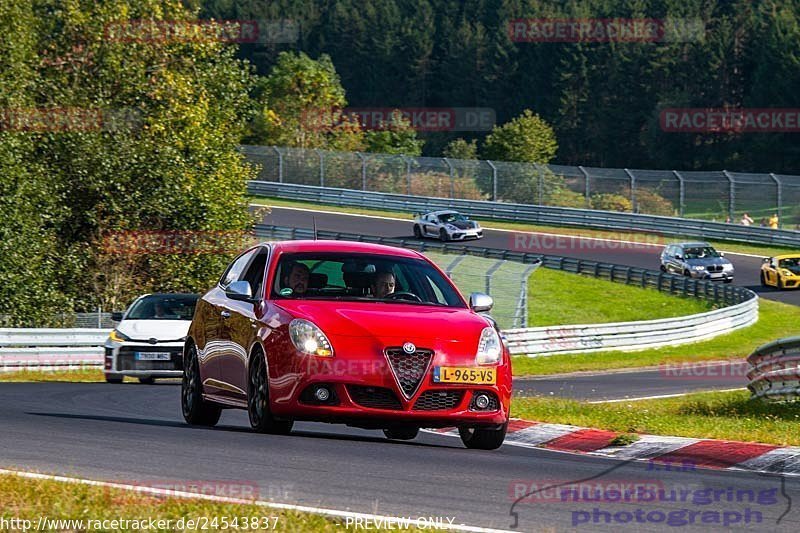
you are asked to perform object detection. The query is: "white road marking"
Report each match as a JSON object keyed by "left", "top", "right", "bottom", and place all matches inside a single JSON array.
[
  {"left": 0, "top": 468, "right": 515, "bottom": 533},
  {"left": 586, "top": 388, "right": 746, "bottom": 404},
  {"left": 255, "top": 204, "right": 767, "bottom": 258}
]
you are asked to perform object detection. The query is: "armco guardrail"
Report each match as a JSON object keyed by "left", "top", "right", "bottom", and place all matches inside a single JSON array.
[
  {"left": 0, "top": 328, "right": 107, "bottom": 371},
  {"left": 255, "top": 224, "right": 759, "bottom": 355},
  {"left": 248, "top": 181, "right": 800, "bottom": 248},
  {"left": 505, "top": 298, "right": 758, "bottom": 356},
  {"left": 747, "top": 336, "right": 800, "bottom": 401}
]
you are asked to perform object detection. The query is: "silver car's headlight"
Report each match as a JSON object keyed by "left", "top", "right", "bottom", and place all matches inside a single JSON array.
[
  {"left": 289, "top": 319, "right": 333, "bottom": 357},
  {"left": 692, "top": 265, "right": 705, "bottom": 271},
  {"left": 723, "top": 263, "right": 735, "bottom": 271},
  {"left": 476, "top": 327, "right": 502, "bottom": 365}
]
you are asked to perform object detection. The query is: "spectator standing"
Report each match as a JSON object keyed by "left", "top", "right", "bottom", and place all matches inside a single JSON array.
[{"left": 740, "top": 213, "right": 754, "bottom": 226}]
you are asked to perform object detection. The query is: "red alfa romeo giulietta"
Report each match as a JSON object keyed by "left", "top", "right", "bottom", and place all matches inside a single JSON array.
[{"left": 182, "top": 240, "right": 512, "bottom": 449}]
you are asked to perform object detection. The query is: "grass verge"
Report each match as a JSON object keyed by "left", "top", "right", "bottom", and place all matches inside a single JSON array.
[
  {"left": 0, "top": 473, "right": 400, "bottom": 532},
  {"left": 512, "top": 390, "right": 800, "bottom": 446},
  {"left": 512, "top": 298, "right": 798, "bottom": 376},
  {"left": 0, "top": 368, "right": 107, "bottom": 382},
  {"left": 250, "top": 195, "right": 796, "bottom": 258},
  {"left": 528, "top": 269, "right": 712, "bottom": 326}
]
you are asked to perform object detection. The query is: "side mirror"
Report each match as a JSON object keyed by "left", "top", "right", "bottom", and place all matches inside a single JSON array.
[
  {"left": 719, "top": 252, "right": 725, "bottom": 257},
  {"left": 111, "top": 311, "right": 124, "bottom": 322},
  {"left": 226, "top": 281, "right": 254, "bottom": 302},
  {"left": 469, "top": 292, "right": 493, "bottom": 313}
]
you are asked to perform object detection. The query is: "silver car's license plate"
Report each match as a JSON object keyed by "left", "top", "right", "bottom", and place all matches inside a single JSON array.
[{"left": 136, "top": 352, "right": 171, "bottom": 361}]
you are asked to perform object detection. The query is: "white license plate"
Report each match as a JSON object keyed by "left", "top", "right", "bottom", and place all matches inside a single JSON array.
[
  {"left": 710, "top": 273, "right": 724, "bottom": 278},
  {"left": 136, "top": 352, "right": 171, "bottom": 361}
]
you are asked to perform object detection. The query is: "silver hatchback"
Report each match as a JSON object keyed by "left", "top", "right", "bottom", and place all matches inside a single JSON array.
[{"left": 660, "top": 242, "right": 734, "bottom": 283}]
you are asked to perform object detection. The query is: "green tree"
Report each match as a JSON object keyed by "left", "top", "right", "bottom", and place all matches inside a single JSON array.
[
  {"left": 482, "top": 109, "right": 557, "bottom": 163},
  {"left": 363, "top": 110, "right": 424, "bottom": 156},
  {"left": 16, "top": 0, "right": 257, "bottom": 314},
  {"left": 443, "top": 138, "right": 477, "bottom": 159}
]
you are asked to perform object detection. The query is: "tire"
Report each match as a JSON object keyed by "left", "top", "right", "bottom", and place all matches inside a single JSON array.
[
  {"left": 383, "top": 427, "right": 419, "bottom": 441},
  {"left": 439, "top": 228, "right": 449, "bottom": 242},
  {"left": 105, "top": 375, "right": 123, "bottom": 384},
  {"left": 683, "top": 269, "right": 691, "bottom": 277},
  {"left": 413, "top": 225, "right": 422, "bottom": 239},
  {"left": 181, "top": 343, "right": 221, "bottom": 427},
  {"left": 659, "top": 264, "right": 666, "bottom": 272},
  {"left": 779, "top": 276, "right": 786, "bottom": 290},
  {"left": 247, "top": 349, "right": 293, "bottom": 435},
  {"left": 459, "top": 423, "right": 507, "bottom": 450},
  {"left": 724, "top": 278, "right": 733, "bottom": 284},
  {"left": 138, "top": 376, "right": 155, "bottom": 385}
]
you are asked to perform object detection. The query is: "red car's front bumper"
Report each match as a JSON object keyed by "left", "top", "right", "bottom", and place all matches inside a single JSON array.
[{"left": 267, "top": 345, "right": 512, "bottom": 428}]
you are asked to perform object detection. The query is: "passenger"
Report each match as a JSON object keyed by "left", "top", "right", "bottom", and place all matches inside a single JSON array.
[
  {"left": 281, "top": 262, "right": 310, "bottom": 295},
  {"left": 371, "top": 271, "right": 396, "bottom": 299}
]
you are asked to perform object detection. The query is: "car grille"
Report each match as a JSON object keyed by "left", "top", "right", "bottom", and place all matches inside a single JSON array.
[
  {"left": 413, "top": 390, "right": 464, "bottom": 411},
  {"left": 347, "top": 386, "right": 402, "bottom": 410},
  {"left": 385, "top": 347, "right": 433, "bottom": 398},
  {"left": 116, "top": 346, "right": 182, "bottom": 371},
  {"left": 707, "top": 265, "right": 723, "bottom": 273}
]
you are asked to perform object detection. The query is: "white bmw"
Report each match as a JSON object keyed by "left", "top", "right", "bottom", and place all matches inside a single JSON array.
[
  {"left": 413, "top": 210, "right": 483, "bottom": 241},
  {"left": 104, "top": 293, "right": 199, "bottom": 384}
]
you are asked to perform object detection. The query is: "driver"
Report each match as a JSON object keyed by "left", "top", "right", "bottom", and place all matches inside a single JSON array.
[
  {"left": 371, "top": 271, "right": 396, "bottom": 299},
  {"left": 281, "top": 262, "right": 310, "bottom": 295}
]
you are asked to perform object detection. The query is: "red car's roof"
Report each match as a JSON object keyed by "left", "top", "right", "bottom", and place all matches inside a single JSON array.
[{"left": 268, "top": 240, "right": 424, "bottom": 259}]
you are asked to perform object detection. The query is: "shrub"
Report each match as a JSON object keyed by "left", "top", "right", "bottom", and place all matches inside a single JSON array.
[
  {"left": 635, "top": 189, "right": 676, "bottom": 216},
  {"left": 590, "top": 193, "right": 632, "bottom": 212}
]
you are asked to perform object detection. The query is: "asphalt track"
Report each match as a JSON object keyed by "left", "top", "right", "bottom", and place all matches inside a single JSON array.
[
  {"left": 259, "top": 206, "right": 800, "bottom": 307},
  {"left": 3, "top": 382, "right": 799, "bottom": 531},
  {"left": 513, "top": 361, "right": 748, "bottom": 402}
]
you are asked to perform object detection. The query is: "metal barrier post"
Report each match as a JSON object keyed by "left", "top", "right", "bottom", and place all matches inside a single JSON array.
[
  {"left": 535, "top": 163, "right": 544, "bottom": 205},
  {"left": 723, "top": 170, "right": 735, "bottom": 221},
  {"left": 486, "top": 160, "right": 498, "bottom": 201},
  {"left": 673, "top": 170, "right": 685, "bottom": 217},
  {"left": 579, "top": 166, "right": 590, "bottom": 199},
  {"left": 273, "top": 147, "right": 283, "bottom": 183},
  {"left": 624, "top": 168, "right": 636, "bottom": 212},
  {"left": 315, "top": 148, "right": 324, "bottom": 187},
  {"left": 401, "top": 155, "right": 412, "bottom": 195},
  {"left": 443, "top": 157, "right": 455, "bottom": 198},
  {"left": 485, "top": 259, "right": 505, "bottom": 295},
  {"left": 770, "top": 173, "right": 783, "bottom": 225},
  {"left": 356, "top": 152, "right": 367, "bottom": 191}
]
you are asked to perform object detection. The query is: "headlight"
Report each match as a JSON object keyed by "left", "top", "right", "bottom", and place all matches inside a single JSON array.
[
  {"left": 692, "top": 265, "right": 705, "bottom": 271},
  {"left": 446, "top": 224, "right": 457, "bottom": 230},
  {"left": 289, "top": 319, "right": 333, "bottom": 357},
  {"left": 476, "top": 327, "right": 502, "bottom": 365},
  {"left": 108, "top": 329, "right": 130, "bottom": 343},
  {"left": 782, "top": 270, "right": 794, "bottom": 277},
  {"left": 723, "top": 263, "right": 734, "bottom": 271}
]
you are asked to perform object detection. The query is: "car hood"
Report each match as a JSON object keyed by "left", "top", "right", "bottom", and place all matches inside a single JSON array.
[
  {"left": 686, "top": 257, "right": 731, "bottom": 267},
  {"left": 116, "top": 319, "right": 190, "bottom": 341},
  {"left": 448, "top": 220, "right": 477, "bottom": 230},
  {"left": 275, "top": 300, "right": 490, "bottom": 341}
]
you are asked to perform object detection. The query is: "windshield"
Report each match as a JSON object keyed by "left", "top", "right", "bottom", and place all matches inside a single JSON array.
[
  {"left": 272, "top": 252, "right": 466, "bottom": 308},
  {"left": 779, "top": 258, "right": 800, "bottom": 272},
  {"left": 438, "top": 212, "right": 466, "bottom": 223},
  {"left": 684, "top": 246, "right": 721, "bottom": 260},
  {"left": 125, "top": 294, "right": 199, "bottom": 320}
]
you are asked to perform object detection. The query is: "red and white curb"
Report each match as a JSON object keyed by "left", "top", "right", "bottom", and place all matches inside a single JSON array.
[{"left": 429, "top": 419, "right": 800, "bottom": 476}]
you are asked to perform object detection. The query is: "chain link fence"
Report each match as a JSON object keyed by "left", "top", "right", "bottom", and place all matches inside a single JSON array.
[{"left": 242, "top": 146, "right": 800, "bottom": 228}]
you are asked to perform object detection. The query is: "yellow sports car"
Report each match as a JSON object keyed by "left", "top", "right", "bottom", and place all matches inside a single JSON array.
[{"left": 761, "top": 255, "right": 800, "bottom": 289}]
